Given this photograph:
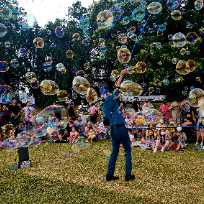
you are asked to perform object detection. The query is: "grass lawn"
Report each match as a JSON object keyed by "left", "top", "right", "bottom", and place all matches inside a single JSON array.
[{"left": 1, "top": 139, "right": 204, "bottom": 204}]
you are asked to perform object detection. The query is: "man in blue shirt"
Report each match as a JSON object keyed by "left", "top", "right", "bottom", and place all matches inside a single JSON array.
[{"left": 103, "top": 69, "right": 135, "bottom": 181}]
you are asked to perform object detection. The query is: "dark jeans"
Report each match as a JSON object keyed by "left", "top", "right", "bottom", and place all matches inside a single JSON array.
[
  {"left": 107, "top": 125, "right": 132, "bottom": 175},
  {"left": 90, "top": 115, "right": 97, "bottom": 124},
  {"left": 10, "top": 118, "right": 20, "bottom": 127}
]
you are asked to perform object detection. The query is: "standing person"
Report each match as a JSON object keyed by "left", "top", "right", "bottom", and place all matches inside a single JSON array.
[
  {"left": 8, "top": 98, "right": 22, "bottom": 127},
  {"left": 67, "top": 99, "right": 75, "bottom": 117},
  {"left": 88, "top": 103, "right": 97, "bottom": 124},
  {"left": 103, "top": 69, "right": 135, "bottom": 182},
  {"left": 132, "top": 97, "right": 139, "bottom": 112},
  {"left": 159, "top": 100, "right": 170, "bottom": 126},
  {"left": 74, "top": 115, "right": 85, "bottom": 136},
  {"left": 54, "top": 101, "right": 62, "bottom": 121},
  {"left": 23, "top": 101, "right": 36, "bottom": 117},
  {"left": 169, "top": 101, "right": 182, "bottom": 125},
  {"left": 181, "top": 100, "right": 194, "bottom": 122},
  {"left": 0, "top": 104, "right": 14, "bottom": 127}
]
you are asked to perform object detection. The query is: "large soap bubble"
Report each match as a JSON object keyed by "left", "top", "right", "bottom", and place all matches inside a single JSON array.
[
  {"left": 108, "top": 6, "right": 122, "bottom": 21},
  {"left": 55, "top": 26, "right": 64, "bottom": 37},
  {"left": 9, "top": 9, "right": 19, "bottom": 19},
  {"left": 42, "top": 81, "right": 59, "bottom": 95},
  {"left": 171, "top": 10, "right": 182, "bottom": 20},
  {"left": 33, "top": 37, "right": 44, "bottom": 48},
  {"left": 57, "top": 90, "right": 68, "bottom": 101},
  {"left": 2, "top": 138, "right": 19, "bottom": 152},
  {"left": 97, "top": 10, "right": 113, "bottom": 29},
  {"left": 134, "top": 62, "right": 147, "bottom": 73},
  {"left": 187, "top": 59, "right": 196, "bottom": 72},
  {"left": 166, "top": 0, "right": 180, "bottom": 10},
  {"left": 72, "top": 76, "right": 90, "bottom": 95},
  {"left": 0, "top": 5, "right": 11, "bottom": 20},
  {"left": 72, "top": 33, "right": 80, "bottom": 41},
  {"left": 0, "top": 61, "right": 9, "bottom": 72},
  {"left": 40, "top": 80, "right": 52, "bottom": 93},
  {"left": 16, "top": 132, "right": 32, "bottom": 147},
  {"left": 194, "top": 0, "right": 203, "bottom": 10},
  {"left": 131, "top": 7, "right": 145, "bottom": 21},
  {"left": 56, "top": 63, "right": 66, "bottom": 73},
  {"left": 18, "top": 48, "right": 27, "bottom": 57},
  {"left": 18, "top": 14, "right": 36, "bottom": 31},
  {"left": 117, "top": 47, "right": 131, "bottom": 63},
  {"left": 0, "top": 23, "right": 7, "bottom": 37},
  {"left": 66, "top": 50, "right": 74, "bottom": 58},
  {"left": 172, "top": 32, "right": 186, "bottom": 47},
  {"left": 25, "top": 72, "right": 36, "bottom": 82},
  {"left": 147, "top": 2, "right": 162, "bottom": 14},
  {"left": 10, "top": 59, "right": 19, "bottom": 68},
  {"left": 30, "top": 78, "right": 40, "bottom": 89},
  {"left": 186, "top": 32, "right": 198, "bottom": 44},
  {"left": 141, "top": 108, "right": 161, "bottom": 125},
  {"left": 121, "top": 80, "right": 143, "bottom": 96},
  {"left": 198, "top": 103, "right": 204, "bottom": 117},
  {"left": 86, "top": 88, "right": 98, "bottom": 103},
  {"left": 79, "top": 16, "right": 90, "bottom": 30},
  {"left": 0, "top": 85, "right": 13, "bottom": 104},
  {"left": 176, "top": 60, "right": 190, "bottom": 75},
  {"left": 43, "top": 62, "right": 52, "bottom": 72},
  {"left": 46, "top": 127, "right": 60, "bottom": 142},
  {"left": 188, "top": 88, "right": 204, "bottom": 107},
  {"left": 2, "top": 124, "right": 14, "bottom": 137}
]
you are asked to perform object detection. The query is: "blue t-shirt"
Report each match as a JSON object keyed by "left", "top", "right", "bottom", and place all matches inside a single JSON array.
[{"left": 103, "top": 95, "right": 126, "bottom": 126}]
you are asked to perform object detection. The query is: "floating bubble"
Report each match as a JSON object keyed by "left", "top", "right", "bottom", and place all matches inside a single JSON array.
[
  {"left": 184, "top": 86, "right": 188, "bottom": 90},
  {"left": 25, "top": 72, "right": 36, "bottom": 82},
  {"left": 76, "top": 137, "right": 89, "bottom": 149},
  {"left": 45, "top": 56, "right": 53, "bottom": 63},
  {"left": 188, "top": 88, "right": 204, "bottom": 107},
  {"left": 159, "top": 24, "right": 166, "bottom": 31},
  {"left": 0, "top": 85, "right": 13, "bottom": 104},
  {"left": 76, "top": 70, "right": 86, "bottom": 77},
  {"left": 187, "top": 59, "right": 196, "bottom": 72},
  {"left": 129, "top": 26, "right": 136, "bottom": 32},
  {"left": 57, "top": 90, "right": 68, "bottom": 101},
  {"left": 172, "top": 32, "right": 186, "bottom": 47},
  {"left": 0, "top": 61, "right": 9, "bottom": 72},
  {"left": 9, "top": 8, "right": 19, "bottom": 20},
  {"left": 194, "top": 0, "right": 203, "bottom": 10},
  {"left": 71, "top": 144, "right": 80, "bottom": 153},
  {"left": 100, "top": 45, "right": 107, "bottom": 53},
  {"left": 40, "top": 80, "right": 52, "bottom": 94},
  {"left": 86, "top": 88, "right": 98, "bottom": 103},
  {"left": 47, "top": 30, "right": 51, "bottom": 35},
  {"left": 186, "top": 32, "right": 198, "bottom": 44},
  {"left": 43, "top": 62, "right": 52, "bottom": 72},
  {"left": 16, "top": 132, "right": 32, "bottom": 147},
  {"left": 33, "top": 37, "right": 44, "bottom": 48},
  {"left": 42, "top": 81, "right": 59, "bottom": 95},
  {"left": 121, "top": 80, "right": 142, "bottom": 96},
  {"left": 176, "top": 60, "right": 190, "bottom": 75},
  {"left": 168, "top": 34, "right": 173, "bottom": 40},
  {"left": 108, "top": 6, "right": 122, "bottom": 22},
  {"left": 131, "top": 7, "right": 145, "bottom": 21},
  {"left": 71, "top": 67, "right": 78, "bottom": 74},
  {"left": 79, "top": 16, "right": 90, "bottom": 30},
  {"left": 147, "top": 2, "right": 162, "bottom": 14},
  {"left": 83, "top": 29, "right": 89, "bottom": 37},
  {"left": 148, "top": 28, "right": 154, "bottom": 33},
  {"left": 166, "top": 0, "right": 180, "bottom": 10},
  {"left": 0, "top": 23, "right": 7, "bottom": 38},
  {"left": 99, "top": 38, "right": 105, "bottom": 44},
  {"left": 103, "top": 149, "right": 111, "bottom": 156},
  {"left": 4, "top": 41, "right": 11, "bottom": 48},
  {"left": 30, "top": 78, "right": 40, "bottom": 89},
  {"left": 121, "top": 16, "right": 130, "bottom": 25},
  {"left": 196, "top": 77, "right": 201, "bottom": 82},
  {"left": 134, "top": 62, "right": 147, "bottom": 73},
  {"left": 119, "top": 36, "right": 127, "bottom": 44},
  {"left": 117, "top": 47, "right": 131, "bottom": 63},
  {"left": 2, "top": 138, "right": 18, "bottom": 152},
  {"left": 66, "top": 50, "right": 74, "bottom": 58},
  {"left": 55, "top": 26, "right": 64, "bottom": 37},
  {"left": 0, "top": 5, "right": 11, "bottom": 20},
  {"left": 84, "top": 63, "right": 90, "bottom": 69},
  {"left": 157, "top": 30, "right": 163, "bottom": 36},
  {"left": 46, "top": 127, "right": 60, "bottom": 142},
  {"left": 56, "top": 63, "right": 66, "bottom": 73},
  {"left": 180, "top": 48, "right": 186, "bottom": 55},
  {"left": 72, "top": 33, "right": 80, "bottom": 40},
  {"left": 142, "top": 102, "right": 154, "bottom": 110},
  {"left": 171, "top": 10, "right": 182, "bottom": 20},
  {"left": 51, "top": 43, "right": 56, "bottom": 48},
  {"left": 156, "top": 88, "right": 160, "bottom": 93},
  {"left": 72, "top": 76, "right": 90, "bottom": 95},
  {"left": 18, "top": 48, "right": 27, "bottom": 57},
  {"left": 130, "top": 33, "right": 137, "bottom": 41},
  {"left": 154, "top": 79, "right": 161, "bottom": 86},
  {"left": 18, "top": 14, "right": 36, "bottom": 31},
  {"left": 82, "top": 38, "right": 89, "bottom": 46},
  {"left": 172, "top": 58, "right": 178, "bottom": 64},
  {"left": 163, "top": 78, "right": 169, "bottom": 85},
  {"left": 190, "top": 86, "right": 195, "bottom": 90},
  {"left": 111, "top": 70, "right": 120, "bottom": 78},
  {"left": 2, "top": 124, "right": 14, "bottom": 137}
]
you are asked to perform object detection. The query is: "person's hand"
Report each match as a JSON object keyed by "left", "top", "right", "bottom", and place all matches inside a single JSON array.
[{"left": 120, "top": 69, "right": 128, "bottom": 75}]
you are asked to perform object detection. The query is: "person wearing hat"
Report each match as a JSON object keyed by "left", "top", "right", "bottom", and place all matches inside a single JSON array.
[
  {"left": 0, "top": 104, "right": 15, "bottom": 127},
  {"left": 103, "top": 69, "right": 135, "bottom": 182}
]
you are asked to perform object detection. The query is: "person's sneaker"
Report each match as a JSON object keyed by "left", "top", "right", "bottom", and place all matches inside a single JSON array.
[
  {"left": 201, "top": 142, "right": 203, "bottom": 147},
  {"left": 106, "top": 174, "right": 119, "bottom": 181},
  {"left": 153, "top": 148, "right": 157, "bottom": 152},
  {"left": 166, "top": 148, "right": 170, "bottom": 151},
  {"left": 195, "top": 142, "right": 199, "bottom": 146},
  {"left": 125, "top": 174, "right": 135, "bottom": 181},
  {"left": 161, "top": 147, "right": 165, "bottom": 152},
  {"left": 176, "top": 147, "right": 180, "bottom": 151}
]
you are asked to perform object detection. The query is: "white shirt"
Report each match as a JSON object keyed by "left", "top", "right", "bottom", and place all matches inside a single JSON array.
[{"left": 23, "top": 106, "right": 34, "bottom": 116}]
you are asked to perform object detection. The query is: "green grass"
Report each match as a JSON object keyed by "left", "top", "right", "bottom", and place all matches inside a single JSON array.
[{"left": 1, "top": 139, "right": 204, "bottom": 204}]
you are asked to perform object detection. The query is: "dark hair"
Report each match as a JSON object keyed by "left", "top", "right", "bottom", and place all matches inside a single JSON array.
[
  {"left": 89, "top": 126, "right": 93, "bottom": 130},
  {"left": 12, "top": 98, "right": 17, "bottom": 101},
  {"left": 26, "top": 101, "right": 30, "bottom": 104}
]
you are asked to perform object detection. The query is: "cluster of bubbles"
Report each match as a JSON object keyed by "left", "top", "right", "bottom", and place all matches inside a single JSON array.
[{"left": 0, "top": 85, "right": 14, "bottom": 104}]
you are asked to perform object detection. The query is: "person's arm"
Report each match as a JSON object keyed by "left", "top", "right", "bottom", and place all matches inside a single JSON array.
[
  {"left": 72, "top": 102, "right": 75, "bottom": 110},
  {"left": 191, "top": 110, "right": 195, "bottom": 120},
  {"left": 116, "top": 69, "right": 128, "bottom": 87}
]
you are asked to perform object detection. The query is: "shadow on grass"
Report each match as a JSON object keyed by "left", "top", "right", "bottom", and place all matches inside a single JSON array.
[{"left": 0, "top": 169, "right": 156, "bottom": 204}]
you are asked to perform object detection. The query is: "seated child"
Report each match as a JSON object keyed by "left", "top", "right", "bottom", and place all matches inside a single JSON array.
[
  {"left": 196, "top": 118, "right": 204, "bottom": 147},
  {"left": 25, "top": 109, "right": 34, "bottom": 129},
  {"left": 140, "top": 129, "right": 156, "bottom": 150},
  {"left": 87, "top": 126, "right": 95, "bottom": 142},
  {"left": 68, "top": 126, "right": 79, "bottom": 143},
  {"left": 128, "top": 129, "right": 135, "bottom": 145}
]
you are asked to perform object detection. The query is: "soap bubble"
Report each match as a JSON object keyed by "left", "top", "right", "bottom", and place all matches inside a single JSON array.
[
  {"left": 156, "top": 88, "right": 160, "bottom": 93},
  {"left": 25, "top": 72, "right": 36, "bottom": 82},
  {"left": 148, "top": 28, "right": 154, "bottom": 33},
  {"left": 100, "top": 45, "right": 107, "bottom": 53},
  {"left": 176, "top": 60, "right": 190, "bottom": 75},
  {"left": 76, "top": 70, "right": 86, "bottom": 77},
  {"left": 0, "top": 5, "right": 11, "bottom": 20},
  {"left": 43, "top": 62, "right": 52, "bottom": 72},
  {"left": 10, "top": 59, "right": 19, "bottom": 68},
  {"left": 171, "top": 10, "right": 182, "bottom": 20},
  {"left": 117, "top": 47, "right": 131, "bottom": 63},
  {"left": 147, "top": 2, "right": 162, "bottom": 14},
  {"left": 82, "top": 38, "right": 90, "bottom": 46},
  {"left": 2, "top": 124, "right": 14, "bottom": 137},
  {"left": 154, "top": 79, "right": 162, "bottom": 86},
  {"left": 33, "top": 37, "right": 44, "bottom": 48},
  {"left": 72, "top": 76, "right": 90, "bottom": 95},
  {"left": 4, "top": 41, "right": 11, "bottom": 48},
  {"left": 0, "top": 61, "right": 9, "bottom": 72},
  {"left": 103, "top": 149, "right": 111, "bottom": 156},
  {"left": 0, "top": 85, "right": 13, "bottom": 104},
  {"left": 79, "top": 16, "right": 90, "bottom": 30},
  {"left": 72, "top": 33, "right": 80, "bottom": 41},
  {"left": 108, "top": 6, "right": 122, "bottom": 21},
  {"left": 83, "top": 29, "right": 89, "bottom": 37},
  {"left": 196, "top": 77, "right": 201, "bottom": 82},
  {"left": 198, "top": 103, "right": 204, "bottom": 117},
  {"left": 190, "top": 86, "right": 195, "bottom": 91},
  {"left": 66, "top": 50, "right": 74, "bottom": 58},
  {"left": 121, "top": 80, "right": 142, "bottom": 96},
  {"left": 163, "top": 78, "right": 169, "bottom": 85},
  {"left": 18, "top": 14, "right": 36, "bottom": 31},
  {"left": 121, "top": 16, "right": 130, "bottom": 25},
  {"left": 182, "top": 90, "right": 187, "bottom": 96},
  {"left": 111, "top": 70, "right": 120, "bottom": 78},
  {"left": 55, "top": 26, "right": 64, "bottom": 37},
  {"left": 42, "top": 81, "right": 59, "bottom": 95},
  {"left": 186, "top": 32, "right": 198, "bottom": 44},
  {"left": 168, "top": 34, "right": 173, "bottom": 40},
  {"left": 130, "top": 33, "right": 137, "bottom": 41},
  {"left": 51, "top": 43, "right": 56, "bottom": 48},
  {"left": 71, "top": 67, "right": 78, "bottom": 74},
  {"left": 86, "top": 88, "right": 98, "bottom": 103},
  {"left": 0, "top": 23, "right": 7, "bottom": 37},
  {"left": 56, "top": 63, "right": 66, "bottom": 73},
  {"left": 131, "top": 7, "right": 145, "bottom": 21},
  {"left": 76, "top": 137, "right": 89, "bottom": 149},
  {"left": 194, "top": 0, "right": 203, "bottom": 10},
  {"left": 159, "top": 24, "right": 166, "bottom": 31},
  {"left": 30, "top": 78, "right": 40, "bottom": 89},
  {"left": 142, "top": 108, "right": 161, "bottom": 125},
  {"left": 9, "top": 9, "right": 19, "bottom": 19},
  {"left": 18, "top": 48, "right": 27, "bottom": 57},
  {"left": 135, "top": 62, "right": 147, "bottom": 73},
  {"left": 57, "top": 90, "right": 68, "bottom": 101},
  {"left": 188, "top": 88, "right": 204, "bottom": 107},
  {"left": 166, "top": 0, "right": 180, "bottom": 10},
  {"left": 84, "top": 63, "right": 90, "bottom": 69},
  {"left": 45, "top": 56, "right": 53, "bottom": 63},
  {"left": 2, "top": 138, "right": 19, "bottom": 152},
  {"left": 172, "top": 32, "right": 186, "bottom": 47},
  {"left": 40, "top": 80, "right": 52, "bottom": 94},
  {"left": 46, "top": 127, "right": 60, "bottom": 142},
  {"left": 71, "top": 144, "right": 80, "bottom": 153},
  {"left": 16, "top": 132, "right": 32, "bottom": 147},
  {"left": 186, "top": 59, "right": 196, "bottom": 72},
  {"left": 157, "top": 30, "right": 163, "bottom": 36}
]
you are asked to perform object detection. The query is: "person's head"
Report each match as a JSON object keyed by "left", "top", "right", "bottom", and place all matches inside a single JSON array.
[
  {"left": 27, "top": 109, "right": 31, "bottom": 115},
  {"left": 148, "top": 129, "right": 154, "bottom": 136},
  {"left": 81, "top": 100, "right": 84, "bottom": 105},
  {"left": 134, "top": 97, "right": 137, "bottom": 101},
  {"left": 89, "top": 103, "right": 92, "bottom": 107},
  {"left": 12, "top": 98, "right": 17, "bottom": 105},
  {"left": 186, "top": 113, "right": 192, "bottom": 120},
  {"left": 87, "top": 121, "right": 92, "bottom": 126},
  {"left": 49, "top": 114, "right": 53, "bottom": 118},
  {"left": 144, "top": 99, "right": 147, "bottom": 103},
  {"left": 82, "top": 110, "right": 85, "bottom": 115},
  {"left": 126, "top": 114, "right": 130, "bottom": 119},
  {"left": 148, "top": 99, "right": 151, "bottom": 103},
  {"left": 137, "top": 113, "right": 142, "bottom": 118},
  {"left": 163, "top": 99, "right": 166, "bottom": 104},
  {"left": 176, "top": 125, "right": 182, "bottom": 132},
  {"left": 77, "top": 115, "right": 82, "bottom": 121},
  {"left": 2, "top": 104, "right": 7, "bottom": 110},
  {"left": 55, "top": 101, "right": 59, "bottom": 105},
  {"left": 169, "top": 118, "right": 174, "bottom": 124},
  {"left": 71, "top": 126, "right": 76, "bottom": 132},
  {"left": 120, "top": 102, "right": 124, "bottom": 107},
  {"left": 18, "top": 121, "right": 24, "bottom": 127},
  {"left": 159, "top": 119, "right": 164, "bottom": 124},
  {"left": 26, "top": 101, "right": 30, "bottom": 107},
  {"left": 89, "top": 126, "right": 93, "bottom": 131},
  {"left": 127, "top": 129, "right": 132, "bottom": 134},
  {"left": 69, "top": 121, "right": 73, "bottom": 127}
]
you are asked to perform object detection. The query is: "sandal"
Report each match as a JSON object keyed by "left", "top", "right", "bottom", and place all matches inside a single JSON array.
[{"left": 181, "top": 148, "right": 184, "bottom": 151}]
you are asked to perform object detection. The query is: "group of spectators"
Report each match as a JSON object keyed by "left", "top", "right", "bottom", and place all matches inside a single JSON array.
[{"left": 0, "top": 96, "right": 203, "bottom": 150}]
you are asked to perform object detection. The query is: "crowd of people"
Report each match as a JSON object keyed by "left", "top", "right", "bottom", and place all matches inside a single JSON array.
[{"left": 0, "top": 96, "right": 203, "bottom": 151}]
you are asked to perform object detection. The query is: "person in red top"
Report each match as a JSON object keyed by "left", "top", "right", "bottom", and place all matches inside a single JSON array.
[
  {"left": 0, "top": 104, "right": 14, "bottom": 127},
  {"left": 159, "top": 100, "right": 170, "bottom": 126}
]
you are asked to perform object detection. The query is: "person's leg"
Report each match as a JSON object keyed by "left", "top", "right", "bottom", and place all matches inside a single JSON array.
[
  {"left": 141, "top": 138, "right": 146, "bottom": 144},
  {"left": 10, "top": 118, "right": 15, "bottom": 126},
  {"left": 196, "top": 131, "right": 200, "bottom": 144},
  {"left": 107, "top": 126, "right": 120, "bottom": 175}
]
